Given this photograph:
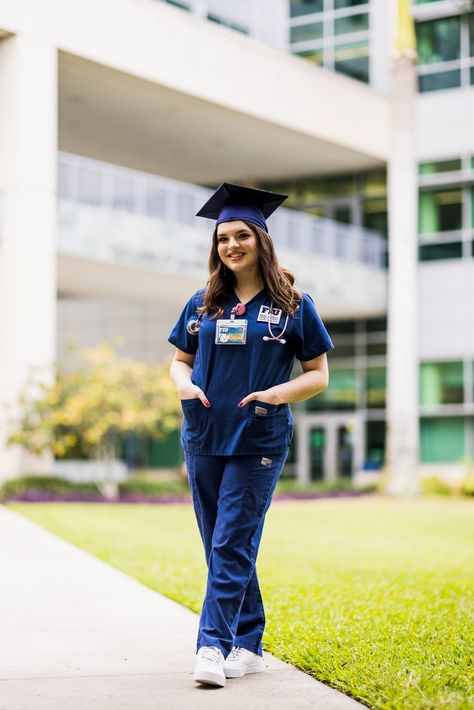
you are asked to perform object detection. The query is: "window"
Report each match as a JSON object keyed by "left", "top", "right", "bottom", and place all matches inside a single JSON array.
[
  {"left": 416, "top": 12, "right": 474, "bottom": 92},
  {"left": 289, "top": 0, "right": 371, "bottom": 83},
  {"left": 420, "top": 361, "right": 464, "bottom": 406},
  {"left": 366, "top": 367, "right": 386, "bottom": 409},
  {"left": 419, "top": 189, "right": 462, "bottom": 235},
  {"left": 417, "top": 17, "right": 460, "bottom": 65},
  {"left": 335, "top": 0, "right": 367, "bottom": 7},
  {"left": 364, "top": 421, "right": 386, "bottom": 470},
  {"left": 306, "top": 368, "right": 357, "bottom": 410},
  {"left": 419, "top": 158, "right": 462, "bottom": 175},
  {"left": 418, "top": 156, "right": 474, "bottom": 261},
  {"left": 290, "top": 0, "right": 324, "bottom": 17},
  {"left": 334, "top": 40, "right": 370, "bottom": 81},
  {"left": 420, "top": 417, "right": 465, "bottom": 463},
  {"left": 290, "top": 22, "right": 323, "bottom": 43},
  {"left": 334, "top": 13, "right": 369, "bottom": 36}
]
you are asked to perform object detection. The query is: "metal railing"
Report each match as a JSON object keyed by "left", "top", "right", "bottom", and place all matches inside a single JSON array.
[{"left": 57, "top": 151, "right": 387, "bottom": 269}]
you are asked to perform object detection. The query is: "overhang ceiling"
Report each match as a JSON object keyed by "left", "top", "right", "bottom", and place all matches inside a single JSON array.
[{"left": 59, "top": 52, "right": 385, "bottom": 186}]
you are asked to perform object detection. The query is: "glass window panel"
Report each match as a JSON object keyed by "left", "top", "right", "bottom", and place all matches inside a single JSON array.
[
  {"left": 306, "top": 368, "right": 357, "bottom": 411},
  {"left": 366, "top": 367, "right": 386, "bottom": 409},
  {"left": 335, "top": 0, "right": 368, "bottom": 7},
  {"left": 419, "top": 158, "right": 462, "bottom": 175},
  {"left": 416, "top": 17, "right": 460, "bottom": 65},
  {"left": 364, "top": 420, "right": 386, "bottom": 470},
  {"left": 366, "top": 318, "right": 387, "bottom": 333},
  {"left": 363, "top": 200, "right": 388, "bottom": 237},
  {"left": 420, "top": 417, "right": 465, "bottom": 463},
  {"left": 362, "top": 171, "right": 386, "bottom": 197},
  {"left": 470, "top": 14, "right": 474, "bottom": 57},
  {"left": 335, "top": 13, "right": 369, "bottom": 36},
  {"left": 290, "top": 22, "right": 323, "bottom": 43},
  {"left": 471, "top": 67, "right": 474, "bottom": 86},
  {"left": 418, "top": 189, "right": 462, "bottom": 234},
  {"left": 334, "top": 41, "right": 369, "bottom": 81},
  {"left": 419, "top": 242, "right": 462, "bottom": 260},
  {"left": 293, "top": 48, "right": 324, "bottom": 65},
  {"left": 419, "top": 70, "right": 461, "bottom": 92},
  {"left": 330, "top": 344, "right": 356, "bottom": 358},
  {"left": 326, "top": 320, "right": 355, "bottom": 335},
  {"left": 366, "top": 342, "right": 387, "bottom": 356},
  {"left": 420, "top": 361, "right": 464, "bottom": 405},
  {"left": 290, "top": 0, "right": 324, "bottom": 17}
]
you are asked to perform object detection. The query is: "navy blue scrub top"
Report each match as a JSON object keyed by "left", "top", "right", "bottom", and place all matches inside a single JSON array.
[{"left": 168, "top": 288, "right": 335, "bottom": 456}]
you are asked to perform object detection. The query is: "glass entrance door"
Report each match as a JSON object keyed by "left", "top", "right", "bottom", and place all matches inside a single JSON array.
[
  {"left": 309, "top": 426, "right": 325, "bottom": 481},
  {"left": 337, "top": 424, "right": 354, "bottom": 478}
]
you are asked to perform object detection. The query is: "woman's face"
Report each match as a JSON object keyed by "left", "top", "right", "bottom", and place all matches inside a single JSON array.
[{"left": 216, "top": 220, "right": 260, "bottom": 276}]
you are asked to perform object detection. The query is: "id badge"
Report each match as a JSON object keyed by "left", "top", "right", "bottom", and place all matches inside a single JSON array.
[
  {"left": 215, "top": 319, "right": 247, "bottom": 345},
  {"left": 257, "top": 305, "right": 282, "bottom": 324}
]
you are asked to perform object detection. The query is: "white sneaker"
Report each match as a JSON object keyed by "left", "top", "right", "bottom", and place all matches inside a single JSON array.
[
  {"left": 193, "top": 646, "right": 226, "bottom": 687},
  {"left": 223, "top": 646, "right": 265, "bottom": 678}
]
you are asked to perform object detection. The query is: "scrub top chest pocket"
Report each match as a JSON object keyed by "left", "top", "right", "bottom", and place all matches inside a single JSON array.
[{"left": 244, "top": 400, "right": 292, "bottom": 453}]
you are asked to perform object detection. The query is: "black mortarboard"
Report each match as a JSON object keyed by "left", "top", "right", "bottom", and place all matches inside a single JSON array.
[{"left": 196, "top": 183, "right": 288, "bottom": 232}]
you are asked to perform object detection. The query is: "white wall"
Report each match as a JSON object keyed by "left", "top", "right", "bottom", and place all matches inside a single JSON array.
[
  {"left": 418, "top": 261, "right": 474, "bottom": 360},
  {"left": 416, "top": 89, "right": 474, "bottom": 160}
]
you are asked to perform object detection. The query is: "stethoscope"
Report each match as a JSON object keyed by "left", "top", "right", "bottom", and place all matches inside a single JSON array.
[{"left": 187, "top": 302, "right": 289, "bottom": 344}]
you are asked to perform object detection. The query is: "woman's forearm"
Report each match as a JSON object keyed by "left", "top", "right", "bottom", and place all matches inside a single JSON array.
[
  {"left": 170, "top": 360, "right": 193, "bottom": 393},
  {"left": 265, "top": 370, "right": 328, "bottom": 405}
]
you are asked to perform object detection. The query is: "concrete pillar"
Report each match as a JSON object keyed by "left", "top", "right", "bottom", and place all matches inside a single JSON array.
[
  {"left": 324, "top": 422, "right": 337, "bottom": 483},
  {"left": 0, "top": 34, "right": 57, "bottom": 479},
  {"left": 385, "top": 46, "right": 421, "bottom": 495}
]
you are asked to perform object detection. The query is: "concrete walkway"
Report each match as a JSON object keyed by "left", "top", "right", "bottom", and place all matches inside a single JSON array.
[{"left": 0, "top": 505, "right": 364, "bottom": 710}]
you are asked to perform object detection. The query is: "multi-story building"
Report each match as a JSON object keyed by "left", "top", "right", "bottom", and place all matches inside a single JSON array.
[{"left": 0, "top": 0, "right": 472, "bottom": 485}]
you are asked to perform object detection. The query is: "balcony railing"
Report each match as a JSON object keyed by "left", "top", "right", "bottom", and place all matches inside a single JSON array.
[{"left": 57, "top": 151, "right": 387, "bottom": 269}]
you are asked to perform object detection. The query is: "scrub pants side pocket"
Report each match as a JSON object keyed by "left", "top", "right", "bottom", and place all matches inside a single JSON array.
[{"left": 241, "top": 450, "right": 288, "bottom": 518}]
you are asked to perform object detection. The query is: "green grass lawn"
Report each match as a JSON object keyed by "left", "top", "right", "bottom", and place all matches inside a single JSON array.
[{"left": 9, "top": 497, "right": 473, "bottom": 709}]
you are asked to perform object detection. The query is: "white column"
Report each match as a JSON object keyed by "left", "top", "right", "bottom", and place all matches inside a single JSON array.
[
  {"left": 385, "top": 51, "right": 420, "bottom": 495},
  {"left": 0, "top": 34, "right": 57, "bottom": 479}
]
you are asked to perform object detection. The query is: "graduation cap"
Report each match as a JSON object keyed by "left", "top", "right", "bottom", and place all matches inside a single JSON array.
[{"left": 196, "top": 183, "right": 287, "bottom": 232}]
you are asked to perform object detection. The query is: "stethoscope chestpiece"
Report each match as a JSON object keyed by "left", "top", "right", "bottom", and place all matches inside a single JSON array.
[
  {"left": 186, "top": 318, "right": 201, "bottom": 335},
  {"left": 263, "top": 335, "right": 286, "bottom": 344}
]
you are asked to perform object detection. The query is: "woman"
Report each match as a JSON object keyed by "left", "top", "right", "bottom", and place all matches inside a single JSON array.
[{"left": 168, "top": 183, "right": 334, "bottom": 688}]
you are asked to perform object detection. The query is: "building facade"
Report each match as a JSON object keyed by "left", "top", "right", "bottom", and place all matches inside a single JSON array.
[{"left": 0, "top": 0, "right": 472, "bottom": 484}]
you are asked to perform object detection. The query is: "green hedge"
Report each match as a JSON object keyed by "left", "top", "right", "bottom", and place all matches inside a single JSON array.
[{"left": 0, "top": 475, "right": 102, "bottom": 502}]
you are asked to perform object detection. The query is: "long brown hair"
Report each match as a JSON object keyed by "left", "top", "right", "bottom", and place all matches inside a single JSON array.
[{"left": 197, "top": 220, "right": 302, "bottom": 318}]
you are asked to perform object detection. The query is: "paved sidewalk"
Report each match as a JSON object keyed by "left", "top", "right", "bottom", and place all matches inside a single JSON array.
[{"left": 0, "top": 505, "right": 364, "bottom": 710}]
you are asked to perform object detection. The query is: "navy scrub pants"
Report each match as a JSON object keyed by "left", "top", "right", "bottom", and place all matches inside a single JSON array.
[{"left": 184, "top": 450, "right": 288, "bottom": 658}]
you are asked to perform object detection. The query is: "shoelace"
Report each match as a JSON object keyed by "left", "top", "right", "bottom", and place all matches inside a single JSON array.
[
  {"left": 200, "top": 646, "right": 223, "bottom": 664},
  {"left": 228, "top": 646, "right": 246, "bottom": 660}
]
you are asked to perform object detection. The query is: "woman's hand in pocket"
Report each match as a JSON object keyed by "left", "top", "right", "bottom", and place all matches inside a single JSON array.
[
  {"left": 237, "top": 389, "right": 283, "bottom": 407},
  {"left": 178, "top": 384, "right": 211, "bottom": 408}
]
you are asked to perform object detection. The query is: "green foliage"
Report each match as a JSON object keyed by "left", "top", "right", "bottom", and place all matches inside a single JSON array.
[
  {"left": 7, "top": 343, "right": 181, "bottom": 462},
  {"left": 0, "top": 475, "right": 101, "bottom": 502},
  {"left": 118, "top": 477, "right": 189, "bottom": 497},
  {"left": 420, "top": 475, "right": 453, "bottom": 496},
  {"left": 275, "top": 477, "right": 376, "bottom": 495},
  {"left": 460, "top": 473, "right": 474, "bottom": 497}
]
